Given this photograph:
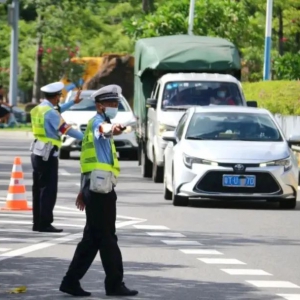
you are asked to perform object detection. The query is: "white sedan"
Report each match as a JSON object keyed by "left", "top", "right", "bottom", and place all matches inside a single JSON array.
[
  {"left": 163, "top": 106, "right": 299, "bottom": 209},
  {"left": 60, "top": 90, "right": 138, "bottom": 159}
]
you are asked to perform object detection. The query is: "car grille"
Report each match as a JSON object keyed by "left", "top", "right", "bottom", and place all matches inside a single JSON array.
[
  {"left": 80, "top": 124, "right": 87, "bottom": 133},
  {"left": 195, "top": 171, "right": 281, "bottom": 194}
]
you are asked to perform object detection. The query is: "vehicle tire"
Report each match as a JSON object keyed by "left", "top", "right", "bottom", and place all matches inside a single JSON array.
[
  {"left": 141, "top": 144, "right": 152, "bottom": 178},
  {"left": 163, "top": 178, "right": 172, "bottom": 200},
  {"left": 163, "top": 160, "right": 172, "bottom": 200},
  {"left": 152, "top": 150, "right": 164, "bottom": 183},
  {"left": 172, "top": 171, "right": 189, "bottom": 206},
  {"left": 172, "top": 194, "right": 189, "bottom": 206},
  {"left": 279, "top": 198, "right": 297, "bottom": 209},
  {"left": 59, "top": 149, "right": 70, "bottom": 159},
  {"left": 128, "top": 149, "right": 138, "bottom": 161}
]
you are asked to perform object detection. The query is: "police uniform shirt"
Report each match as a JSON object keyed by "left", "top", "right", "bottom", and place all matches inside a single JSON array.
[
  {"left": 36, "top": 82, "right": 84, "bottom": 156},
  {"left": 79, "top": 84, "right": 121, "bottom": 188}
]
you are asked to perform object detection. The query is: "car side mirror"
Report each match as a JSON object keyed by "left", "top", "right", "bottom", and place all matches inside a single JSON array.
[
  {"left": 146, "top": 98, "right": 157, "bottom": 108},
  {"left": 162, "top": 131, "right": 176, "bottom": 144},
  {"left": 288, "top": 134, "right": 300, "bottom": 147},
  {"left": 247, "top": 101, "right": 257, "bottom": 107}
]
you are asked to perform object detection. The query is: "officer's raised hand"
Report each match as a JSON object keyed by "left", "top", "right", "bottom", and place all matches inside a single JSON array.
[{"left": 74, "top": 89, "right": 83, "bottom": 104}]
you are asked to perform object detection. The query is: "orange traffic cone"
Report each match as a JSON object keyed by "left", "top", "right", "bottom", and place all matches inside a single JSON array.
[{"left": 1, "top": 157, "right": 32, "bottom": 211}]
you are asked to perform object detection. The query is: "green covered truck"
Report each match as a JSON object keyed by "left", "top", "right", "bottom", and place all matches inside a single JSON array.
[{"left": 133, "top": 34, "right": 256, "bottom": 183}]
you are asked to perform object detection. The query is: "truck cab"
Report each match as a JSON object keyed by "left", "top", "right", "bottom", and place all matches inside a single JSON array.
[
  {"left": 133, "top": 34, "right": 256, "bottom": 183},
  {"left": 145, "top": 73, "right": 249, "bottom": 182}
]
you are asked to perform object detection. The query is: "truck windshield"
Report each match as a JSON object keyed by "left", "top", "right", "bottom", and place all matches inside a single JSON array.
[{"left": 161, "top": 81, "right": 243, "bottom": 109}]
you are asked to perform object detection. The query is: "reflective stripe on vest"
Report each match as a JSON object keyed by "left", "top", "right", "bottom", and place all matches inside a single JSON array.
[
  {"left": 80, "top": 118, "right": 120, "bottom": 176},
  {"left": 30, "top": 105, "right": 62, "bottom": 148}
]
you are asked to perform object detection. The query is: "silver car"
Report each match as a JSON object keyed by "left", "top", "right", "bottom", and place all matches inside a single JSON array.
[{"left": 163, "top": 106, "right": 299, "bottom": 209}]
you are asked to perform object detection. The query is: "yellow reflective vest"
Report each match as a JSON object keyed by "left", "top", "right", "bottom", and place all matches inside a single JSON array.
[
  {"left": 30, "top": 105, "right": 62, "bottom": 147},
  {"left": 80, "top": 118, "right": 120, "bottom": 176}
]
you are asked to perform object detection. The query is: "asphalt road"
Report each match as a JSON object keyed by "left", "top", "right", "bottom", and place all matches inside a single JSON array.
[{"left": 0, "top": 133, "right": 300, "bottom": 300}]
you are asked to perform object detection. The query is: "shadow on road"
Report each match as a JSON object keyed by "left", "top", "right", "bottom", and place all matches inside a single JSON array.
[{"left": 0, "top": 256, "right": 279, "bottom": 300}]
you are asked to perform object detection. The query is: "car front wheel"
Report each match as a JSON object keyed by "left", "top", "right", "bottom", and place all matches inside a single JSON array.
[
  {"left": 59, "top": 149, "right": 70, "bottom": 159},
  {"left": 279, "top": 198, "right": 297, "bottom": 209}
]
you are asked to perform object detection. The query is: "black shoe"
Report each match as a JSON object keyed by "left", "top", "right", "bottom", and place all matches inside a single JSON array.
[
  {"left": 32, "top": 226, "right": 39, "bottom": 232},
  {"left": 59, "top": 281, "right": 91, "bottom": 297},
  {"left": 106, "top": 283, "right": 138, "bottom": 297},
  {"left": 39, "top": 225, "right": 63, "bottom": 233}
]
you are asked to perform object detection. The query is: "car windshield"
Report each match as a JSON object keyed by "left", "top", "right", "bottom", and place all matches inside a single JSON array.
[
  {"left": 185, "top": 112, "right": 283, "bottom": 142},
  {"left": 161, "top": 81, "right": 244, "bottom": 110},
  {"left": 66, "top": 94, "right": 129, "bottom": 112}
]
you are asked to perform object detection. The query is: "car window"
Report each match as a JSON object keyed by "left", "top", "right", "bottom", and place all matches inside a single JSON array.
[
  {"left": 185, "top": 112, "right": 283, "bottom": 142},
  {"left": 67, "top": 93, "right": 129, "bottom": 112},
  {"left": 161, "top": 81, "right": 243, "bottom": 109},
  {"left": 175, "top": 113, "right": 188, "bottom": 140}
]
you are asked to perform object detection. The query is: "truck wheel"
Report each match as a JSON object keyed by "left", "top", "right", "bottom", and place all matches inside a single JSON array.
[
  {"left": 141, "top": 145, "right": 152, "bottom": 178},
  {"left": 59, "top": 149, "right": 70, "bottom": 159},
  {"left": 152, "top": 151, "right": 164, "bottom": 183}
]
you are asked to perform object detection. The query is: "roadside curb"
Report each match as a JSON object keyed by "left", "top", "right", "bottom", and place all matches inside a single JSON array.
[{"left": 0, "top": 131, "right": 33, "bottom": 139}]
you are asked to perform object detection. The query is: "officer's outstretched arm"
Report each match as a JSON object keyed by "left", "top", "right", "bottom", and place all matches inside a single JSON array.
[
  {"left": 59, "top": 100, "right": 75, "bottom": 113},
  {"left": 50, "top": 112, "right": 84, "bottom": 141},
  {"left": 66, "top": 127, "right": 84, "bottom": 140}
]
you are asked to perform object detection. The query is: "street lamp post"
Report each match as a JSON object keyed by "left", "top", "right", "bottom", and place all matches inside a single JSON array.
[
  {"left": 188, "top": 0, "right": 196, "bottom": 35},
  {"left": 8, "top": 0, "right": 19, "bottom": 106},
  {"left": 263, "top": 0, "right": 273, "bottom": 80}
]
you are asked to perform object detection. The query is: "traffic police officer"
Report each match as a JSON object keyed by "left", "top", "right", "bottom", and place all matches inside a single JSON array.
[
  {"left": 59, "top": 85, "right": 138, "bottom": 297},
  {"left": 30, "top": 82, "right": 84, "bottom": 233}
]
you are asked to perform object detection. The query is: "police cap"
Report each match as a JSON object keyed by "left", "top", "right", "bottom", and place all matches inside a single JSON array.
[
  {"left": 41, "top": 82, "right": 64, "bottom": 97},
  {"left": 91, "top": 85, "right": 122, "bottom": 103}
]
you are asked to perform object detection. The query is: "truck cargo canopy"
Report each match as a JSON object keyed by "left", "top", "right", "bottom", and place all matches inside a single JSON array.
[{"left": 135, "top": 35, "right": 241, "bottom": 76}]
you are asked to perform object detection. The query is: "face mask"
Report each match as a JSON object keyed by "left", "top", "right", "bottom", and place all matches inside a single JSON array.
[
  {"left": 105, "top": 107, "right": 118, "bottom": 119},
  {"left": 217, "top": 91, "right": 226, "bottom": 98}
]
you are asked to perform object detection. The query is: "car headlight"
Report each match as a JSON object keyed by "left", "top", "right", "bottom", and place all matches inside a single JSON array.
[
  {"left": 158, "top": 123, "right": 176, "bottom": 136},
  {"left": 183, "top": 153, "right": 218, "bottom": 169},
  {"left": 259, "top": 156, "right": 292, "bottom": 171}
]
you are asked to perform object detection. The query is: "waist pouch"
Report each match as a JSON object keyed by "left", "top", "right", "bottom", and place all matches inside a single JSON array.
[{"left": 89, "top": 169, "right": 117, "bottom": 194}]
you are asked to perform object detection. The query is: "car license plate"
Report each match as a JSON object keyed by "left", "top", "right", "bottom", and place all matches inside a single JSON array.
[{"left": 222, "top": 175, "right": 256, "bottom": 187}]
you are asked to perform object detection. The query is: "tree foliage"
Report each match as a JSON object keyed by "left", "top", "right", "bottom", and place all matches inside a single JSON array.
[{"left": 0, "top": 0, "right": 299, "bottom": 103}]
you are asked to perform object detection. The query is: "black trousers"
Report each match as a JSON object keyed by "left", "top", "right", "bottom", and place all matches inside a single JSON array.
[
  {"left": 31, "top": 153, "right": 58, "bottom": 228},
  {"left": 64, "top": 181, "right": 124, "bottom": 292}
]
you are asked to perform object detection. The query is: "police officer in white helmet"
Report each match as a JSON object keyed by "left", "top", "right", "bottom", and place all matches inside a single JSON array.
[{"left": 60, "top": 85, "right": 138, "bottom": 297}]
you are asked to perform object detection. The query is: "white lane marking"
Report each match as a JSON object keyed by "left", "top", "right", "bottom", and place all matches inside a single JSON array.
[
  {"left": 247, "top": 281, "right": 300, "bottom": 288},
  {"left": 59, "top": 169, "right": 71, "bottom": 175},
  {"left": 76, "top": 183, "right": 80, "bottom": 186},
  {"left": 180, "top": 249, "right": 222, "bottom": 255},
  {"left": 55, "top": 205, "right": 79, "bottom": 212},
  {"left": 0, "top": 213, "right": 86, "bottom": 222},
  {"left": 116, "top": 220, "right": 145, "bottom": 228},
  {"left": 0, "top": 219, "right": 146, "bottom": 262},
  {"left": 117, "top": 215, "right": 146, "bottom": 221},
  {"left": 147, "top": 232, "right": 186, "bottom": 237},
  {"left": 0, "top": 238, "right": 40, "bottom": 243},
  {"left": 0, "top": 228, "right": 68, "bottom": 235},
  {"left": 198, "top": 258, "right": 246, "bottom": 265},
  {"left": 0, "top": 220, "right": 84, "bottom": 228},
  {"left": 277, "top": 294, "right": 300, "bottom": 300},
  {"left": 0, "top": 248, "right": 11, "bottom": 252},
  {"left": 162, "top": 240, "right": 202, "bottom": 246},
  {"left": 134, "top": 225, "right": 169, "bottom": 230},
  {"left": 221, "top": 269, "right": 272, "bottom": 276},
  {"left": 0, "top": 233, "right": 82, "bottom": 262}
]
